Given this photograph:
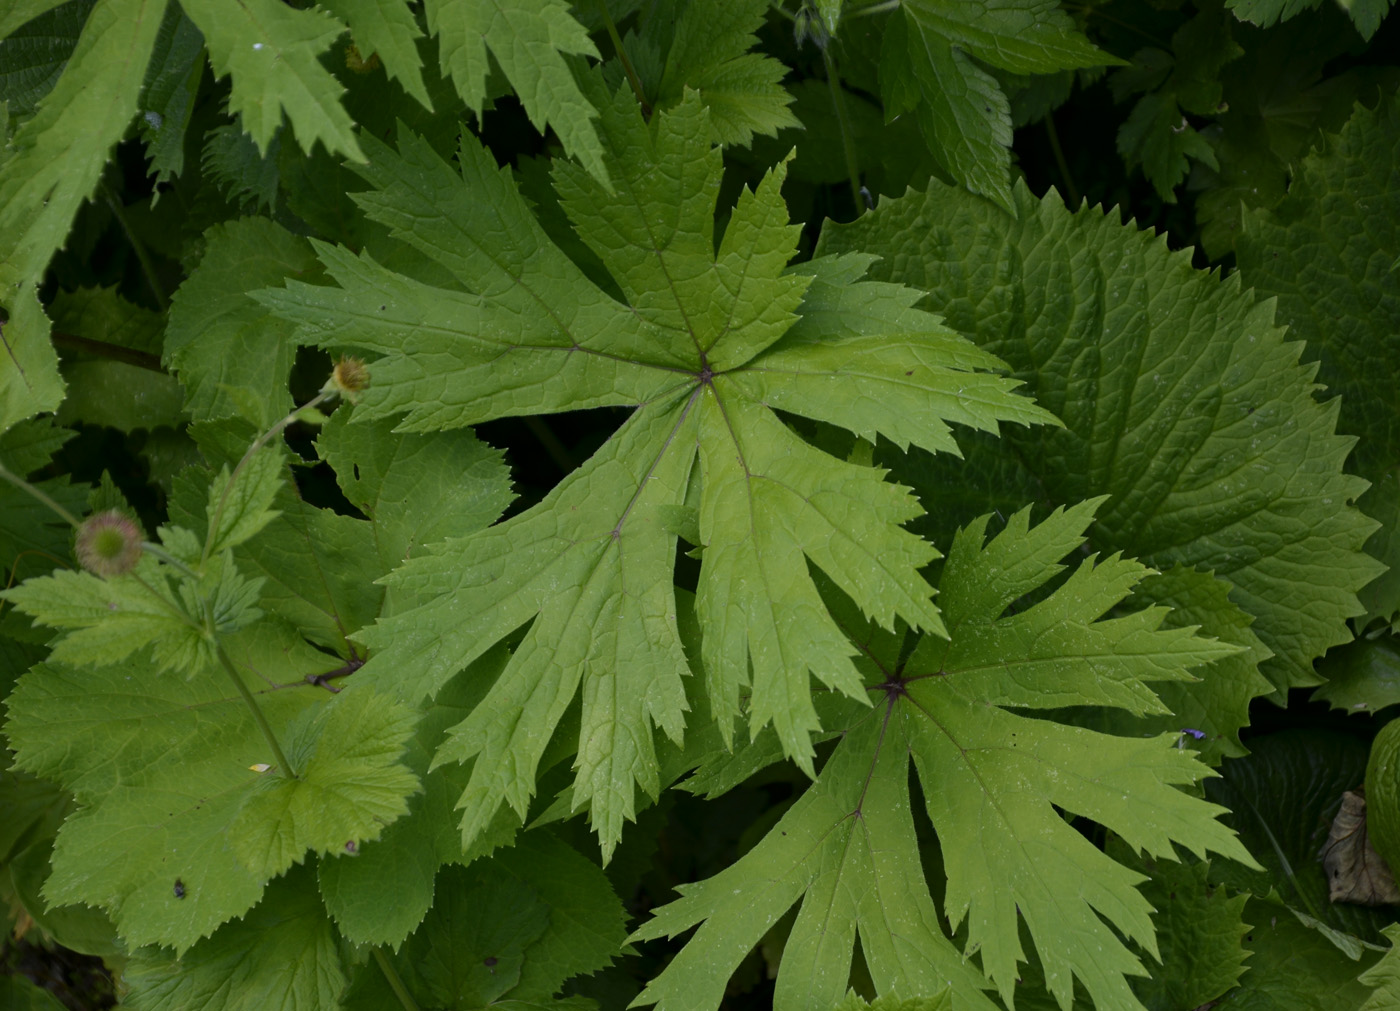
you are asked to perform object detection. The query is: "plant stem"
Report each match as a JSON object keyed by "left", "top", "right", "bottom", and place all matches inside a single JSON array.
[
  {"left": 822, "top": 46, "right": 865, "bottom": 213},
  {"left": 373, "top": 948, "right": 421, "bottom": 1011},
  {"left": 846, "top": 0, "right": 901, "bottom": 19},
  {"left": 596, "top": 0, "right": 650, "bottom": 116},
  {"left": 51, "top": 331, "right": 165, "bottom": 372},
  {"left": 215, "top": 640, "right": 297, "bottom": 778},
  {"left": 141, "top": 541, "right": 200, "bottom": 581},
  {"left": 202, "top": 390, "right": 335, "bottom": 569},
  {"left": 0, "top": 463, "right": 82, "bottom": 528},
  {"left": 101, "top": 181, "right": 169, "bottom": 312},
  {"left": 1044, "top": 111, "right": 1081, "bottom": 208}
]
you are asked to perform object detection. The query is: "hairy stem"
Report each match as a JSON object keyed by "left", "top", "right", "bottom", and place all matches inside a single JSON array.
[
  {"left": 596, "top": 0, "right": 650, "bottom": 116},
  {"left": 0, "top": 463, "right": 82, "bottom": 528},
  {"left": 51, "top": 331, "right": 165, "bottom": 373},
  {"left": 215, "top": 639, "right": 296, "bottom": 778},
  {"left": 1045, "top": 111, "right": 1081, "bottom": 207},
  {"left": 101, "top": 181, "right": 169, "bottom": 312},
  {"left": 373, "top": 948, "right": 421, "bottom": 1011},
  {"left": 202, "top": 390, "right": 335, "bottom": 570},
  {"left": 822, "top": 46, "right": 865, "bottom": 212}
]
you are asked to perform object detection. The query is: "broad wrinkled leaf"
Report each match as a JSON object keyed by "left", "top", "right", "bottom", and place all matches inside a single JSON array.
[
  {"left": 822, "top": 177, "right": 1381, "bottom": 698},
  {"left": 634, "top": 502, "right": 1252, "bottom": 1011},
  {"left": 1216, "top": 898, "right": 1378, "bottom": 1009},
  {"left": 259, "top": 88, "right": 1052, "bottom": 856},
  {"left": 1360, "top": 925, "right": 1400, "bottom": 1010},
  {"left": 1235, "top": 93, "right": 1400, "bottom": 626}
]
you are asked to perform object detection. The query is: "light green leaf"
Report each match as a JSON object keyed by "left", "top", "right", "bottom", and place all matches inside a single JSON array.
[
  {"left": 647, "top": 0, "right": 799, "bottom": 146},
  {"left": 821, "top": 178, "right": 1381, "bottom": 698},
  {"left": 878, "top": 0, "right": 1112, "bottom": 210},
  {"left": 423, "top": 0, "right": 606, "bottom": 183},
  {"left": 634, "top": 503, "right": 1252, "bottom": 1011},
  {"left": 121, "top": 864, "right": 347, "bottom": 1011},
  {"left": 1235, "top": 93, "right": 1400, "bottom": 626},
  {"left": 165, "top": 218, "right": 321, "bottom": 427},
  {"left": 0, "top": 0, "right": 166, "bottom": 292},
  {"left": 0, "top": 0, "right": 78, "bottom": 40},
  {"left": 261, "top": 90, "right": 1049, "bottom": 857},
  {"left": 0, "top": 552, "right": 261, "bottom": 675},
  {"left": 0, "top": 286, "right": 65, "bottom": 435},
  {"left": 1052, "top": 565, "right": 1274, "bottom": 765},
  {"left": 1360, "top": 924, "right": 1400, "bottom": 1010},
  {"left": 205, "top": 445, "right": 285, "bottom": 557},
  {"left": 178, "top": 0, "right": 362, "bottom": 161},
  {"left": 317, "top": 410, "right": 514, "bottom": 572},
  {"left": 229, "top": 686, "right": 419, "bottom": 879},
  {"left": 2, "top": 623, "right": 326, "bottom": 951},
  {"left": 323, "top": 0, "right": 432, "bottom": 109}
]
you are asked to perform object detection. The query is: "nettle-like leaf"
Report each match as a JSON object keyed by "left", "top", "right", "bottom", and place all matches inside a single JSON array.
[
  {"left": 822, "top": 178, "right": 1381, "bottom": 700},
  {"left": 322, "top": 0, "right": 433, "bottom": 110},
  {"left": 633, "top": 502, "right": 1254, "bottom": 1011},
  {"left": 1235, "top": 93, "right": 1400, "bottom": 627},
  {"left": 259, "top": 87, "right": 1053, "bottom": 858},
  {"left": 871, "top": 0, "right": 1114, "bottom": 210}
]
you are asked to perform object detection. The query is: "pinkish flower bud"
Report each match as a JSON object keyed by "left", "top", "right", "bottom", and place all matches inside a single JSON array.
[{"left": 76, "top": 511, "right": 143, "bottom": 578}]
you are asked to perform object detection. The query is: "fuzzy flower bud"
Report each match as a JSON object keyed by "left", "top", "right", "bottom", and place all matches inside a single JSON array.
[
  {"left": 324, "top": 356, "right": 371, "bottom": 404},
  {"left": 76, "top": 511, "right": 143, "bottom": 578}
]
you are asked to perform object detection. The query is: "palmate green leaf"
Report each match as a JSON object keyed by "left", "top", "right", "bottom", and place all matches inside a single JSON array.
[
  {"left": 875, "top": 0, "right": 1113, "bottom": 211},
  {"left": 634, "top": 502, "right": 1252, "bottom": 1011},
  {"left": 179, "top": 0, "right": 362, "bottom": 161},
  {"left": 822, "top": 178, "right": 1381, "bottom": 699},
  {"left": 259, "top": 87, "right": 1052, "bottom": 857},
  {"left": 1235, "top": 93, "right": 1400, "bottom": 626},
  {"left": 423, "top": 0, "right": 607, "bottom": 184},
  {"left": 122, "top": 865, "right": 347, "bottom": 1011},
  {"left": 3, "top": 622, "right": 419, "bottom": 954}
]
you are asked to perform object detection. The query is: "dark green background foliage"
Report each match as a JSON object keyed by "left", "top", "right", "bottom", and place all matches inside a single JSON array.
[{"left": 0, "top": 1, "right": 1398, "bottom": 1009}]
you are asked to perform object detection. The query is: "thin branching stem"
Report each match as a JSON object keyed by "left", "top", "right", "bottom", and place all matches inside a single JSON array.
[
  {"left": 373, "top": 948, "right": 421, "bottom": 1011},
  {"left": 822, "top": 46, "right": 865, "bottom": 212},
  {"left": 596, "top": 0, "right": 650, "bottom": 116},
  {"left": 101, "top": 181, "right": 169, "bottom": 312},
  {"left": 0, "top": 463, "right": 82, "bottom": 528},
  {"left": 215, "top": 639, "right": 296, "bottom": 778},
  {"left": 1044, "top": 111, "right": 1081, "bottom": 207}
]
